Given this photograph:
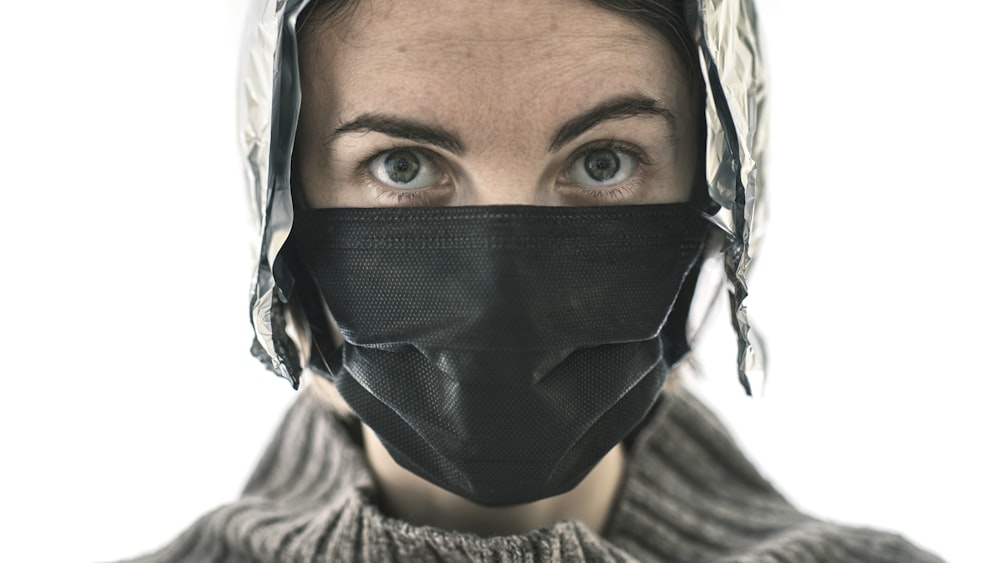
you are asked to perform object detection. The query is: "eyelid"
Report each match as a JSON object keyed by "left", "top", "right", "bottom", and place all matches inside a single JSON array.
[
  {"left": 566, "top": 140, "right": 651, "bottom": 168},
  {"left": 559, "top": 140, "right": 650, "bottom": 191},
  {"left": 561, "top": 184, "right": 636, "bottom": 202},
  {"left": 359, "top": 144, "right": 454, "bottom": 205},
  {"left": 361, "top": 145, "right": 452, "bottom": 184},
  {"left": 354, "top": 139, "right": 652, "bottom": 205},
  {"left": 372, "top": 183, "right": 436, "bottom": 206},
  {"left": 358, "top": 145, "right": 440, "bottom": 178}
]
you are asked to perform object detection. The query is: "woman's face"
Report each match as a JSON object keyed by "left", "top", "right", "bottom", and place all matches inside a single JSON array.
[{"left": 295, "top": 0, "right": 698, "bottom": 208}]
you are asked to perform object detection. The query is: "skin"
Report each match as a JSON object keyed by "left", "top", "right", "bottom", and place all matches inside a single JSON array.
[{"left": 295, "top": 0, "right": 698, "bottom": 536}]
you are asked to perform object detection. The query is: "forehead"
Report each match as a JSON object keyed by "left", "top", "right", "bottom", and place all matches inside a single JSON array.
[{"left": 299, "top": 0, "right": 692, "bottom": 141}]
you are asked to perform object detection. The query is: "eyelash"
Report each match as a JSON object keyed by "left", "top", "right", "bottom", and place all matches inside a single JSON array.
[
  {"left": 568, "top": 185, "right": 632, "bottom": 201},
  {"left": 358, "top": 140, "right": 652, "bottom": 203},
  {"left": 560, "top": 140, "right": 650, "bottom": 199},
  {"left": 372, "top": 183, "right": 434, "bottom": 206},
  {"left": 356, "top": 147, "right": 442, "bottom": 206},
  {"left": 572, "top": 140, "right": 652, "bottom": 169}
]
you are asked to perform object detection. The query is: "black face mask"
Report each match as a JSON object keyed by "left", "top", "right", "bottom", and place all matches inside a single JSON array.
[{"left": 290, "top": 203, "right": 709, "bottom": 506}]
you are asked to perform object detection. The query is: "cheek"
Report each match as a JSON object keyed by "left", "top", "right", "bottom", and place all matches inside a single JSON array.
[
  {"left": 675, "top": 132, "right": 699, "bottom": 189},
  {"left": 671, "top": 99, "right": 703, "bottom": 190},
  {"left": 292, "top": 132, "right": 332, "bottom": 208}
]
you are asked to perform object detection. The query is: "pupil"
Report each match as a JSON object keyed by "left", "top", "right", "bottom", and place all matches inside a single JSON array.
[
  {"left": 584, "top": 149, "right": 620, "bottom": 182},
  {"left": 385, "top": 150, "right": 420, "bottom": 183}
]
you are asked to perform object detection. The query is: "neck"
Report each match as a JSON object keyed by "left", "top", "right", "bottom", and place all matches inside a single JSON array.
[{"left": 361, "top": 424, "right": 626, "bottom": 537}]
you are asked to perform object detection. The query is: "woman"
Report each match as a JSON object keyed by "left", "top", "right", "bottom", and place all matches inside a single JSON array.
[{"left": 121, "top": 0, "right": 942, "bottom": 560}]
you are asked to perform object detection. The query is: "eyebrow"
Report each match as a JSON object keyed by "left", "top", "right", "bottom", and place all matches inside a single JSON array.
[
  {"left": 324, "top": 113, "right": 465, "bottom": 155},
  {"left": 323, "top": 94, "right": 676, "bottom": 156},
  {"left": 548, "top": 95, "right": 677, "bottom": 152}
]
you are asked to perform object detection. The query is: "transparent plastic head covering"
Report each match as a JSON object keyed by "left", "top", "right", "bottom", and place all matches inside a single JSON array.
[{"left": 238, "top": 0, "right": 769, "bottom": 395}]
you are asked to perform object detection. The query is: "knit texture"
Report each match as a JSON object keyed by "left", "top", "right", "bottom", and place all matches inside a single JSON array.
[{"left": 118, "top": 387, "right": 943, "bottom": 562}]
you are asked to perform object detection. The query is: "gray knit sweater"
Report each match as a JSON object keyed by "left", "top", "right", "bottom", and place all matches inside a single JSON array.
[{"left": 120, "top": 387, "right": 942, "bottom": 562}]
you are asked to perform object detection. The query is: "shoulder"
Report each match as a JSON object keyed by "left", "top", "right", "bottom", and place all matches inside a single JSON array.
[
  {"left": 740, "top": 520, "right": 945, "bottom": 563},
  {"left": 606, "top": 386, "right": 945, "bottom": 562}
]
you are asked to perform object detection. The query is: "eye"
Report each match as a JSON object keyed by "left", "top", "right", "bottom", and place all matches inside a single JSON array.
[
  {"left": 566, "top": 146, "right": 638, "bottom": 187},
  {"left": 368, "top": 148, "right": 441, "bottom": 189}
]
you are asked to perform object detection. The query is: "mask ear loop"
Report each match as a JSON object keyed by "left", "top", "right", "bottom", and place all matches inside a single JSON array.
[
  {"left": 252, "top": 173, "right": 336, "bottom": 389},
  {"left": 277, "top": 162, "right": 343, "bottom": 383},
  {"left": 281, "top": 214, "right": 345, "bottom": 384},
  {"left": 659, "top": 197, "right": 716, "bottom": 367},
  {"left": 299, "top": 276, "right": 345, "bottom": 382}
]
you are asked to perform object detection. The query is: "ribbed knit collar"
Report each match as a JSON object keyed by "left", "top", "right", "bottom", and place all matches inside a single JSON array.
[{"left": 126, "top": 386, "right": 943, "bottom": 562}]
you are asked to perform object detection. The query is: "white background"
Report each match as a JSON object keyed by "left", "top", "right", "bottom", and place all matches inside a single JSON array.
[{"left": 1, "top": 1, "right": 995, "bottom": 561}]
